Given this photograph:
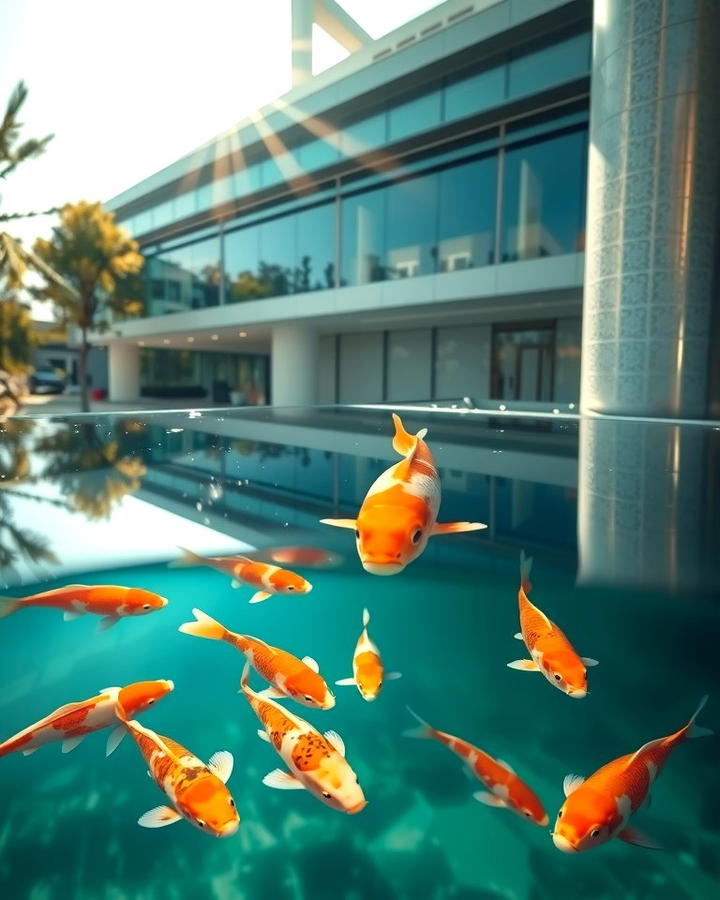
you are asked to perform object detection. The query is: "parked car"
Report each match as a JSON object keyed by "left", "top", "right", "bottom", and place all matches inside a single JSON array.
[{"left": 29, "top": 369, "right": 65, "bottom": 394}]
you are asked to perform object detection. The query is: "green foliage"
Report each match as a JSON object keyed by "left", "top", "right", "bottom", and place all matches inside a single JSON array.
[{"left": 0, "top": 293, "right": 37, "bottom": 374}]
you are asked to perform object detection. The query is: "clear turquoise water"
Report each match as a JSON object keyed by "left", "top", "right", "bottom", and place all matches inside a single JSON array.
[{"left": 0, "top": 409, "right": 718, "bottom": 900}]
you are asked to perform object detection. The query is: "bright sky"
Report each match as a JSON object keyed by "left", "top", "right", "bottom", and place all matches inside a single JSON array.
[{"left": 0, "top": 0, "right": 442, "bottom": 250}]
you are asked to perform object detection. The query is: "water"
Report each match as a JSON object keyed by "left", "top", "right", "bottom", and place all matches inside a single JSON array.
[{"left": 0, "top": 407, "right": 718, "bottom": 900}]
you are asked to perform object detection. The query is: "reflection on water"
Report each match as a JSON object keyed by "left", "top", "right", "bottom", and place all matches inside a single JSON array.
[{"left": 0, "top": 406, "right": 718, "bottom": 900}]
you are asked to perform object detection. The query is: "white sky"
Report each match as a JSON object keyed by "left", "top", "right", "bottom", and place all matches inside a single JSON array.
[{"left": 0, "top": 0, "right": 442, "bottom": 251}]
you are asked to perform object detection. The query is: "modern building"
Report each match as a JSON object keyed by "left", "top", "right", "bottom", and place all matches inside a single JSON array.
[{"left": 99, "top": 0, "right": 719, "bottom": 420}]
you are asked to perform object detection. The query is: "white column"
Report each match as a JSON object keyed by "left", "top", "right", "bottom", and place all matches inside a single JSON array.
[
  {"left": 291, "top": 0, "right": 313, "bottom": 87},
  {"left": 271, "top": 323, "right": 318, "bottom": 407},
  {"left": 108, "top": 343, "right": 140, "bottom": 403}
]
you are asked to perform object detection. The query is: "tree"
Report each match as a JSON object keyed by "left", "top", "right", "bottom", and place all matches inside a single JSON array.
[
  {"left": 33, "top": 201, "right": 145, "bottom": 411},
  {"left": 0, "top": 292, "right": 37, "bottom": 374}
]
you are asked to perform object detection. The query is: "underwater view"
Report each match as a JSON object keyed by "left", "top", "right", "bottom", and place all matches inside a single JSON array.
[{"left": 0, "top": 406, "right": 718, "bottom": 900}]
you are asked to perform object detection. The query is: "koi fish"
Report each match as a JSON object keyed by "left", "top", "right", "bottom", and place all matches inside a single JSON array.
[
  {"left": 507, "top": 552, "right": 597, "bottom": 698},
  {"left": 0, "top": 680, "right": 174, "bottom": 759},
  {"left": 0, "top": 585, "right": 168, "bottom": 631},
  {"left": 405, "top": 708, "right": 548, "bottom": 826},
  {"left": 115, "top": 699, "right": 239, "bottom": 837},
  {"left": 256, "top": 546, "right": 342, "bottom": 569},
  {"left": 321, "top": 413, "right": 486, "bottom": 574},
  {"left": 171, "top": 548, "right": 312, "bottom": 604},
  {"left": 179, "top": 608, "right": 334, "bottom": 709},
  {"left": 335, "top": 608, "right": 401, "bottom": 701},
  {"left": 240, "top": 662, "right": 366, "bottom": 814},
  {"left": 553, "top": 696, "right": 712, "bottom": 853}
]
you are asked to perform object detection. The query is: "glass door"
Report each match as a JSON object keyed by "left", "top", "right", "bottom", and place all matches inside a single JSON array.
[{"left": 492, "top": 323, "right": 555, "bottom": 401}]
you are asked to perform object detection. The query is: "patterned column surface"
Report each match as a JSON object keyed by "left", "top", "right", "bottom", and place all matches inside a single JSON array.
[{"left": 581, "top": 0, "right": 720, "bottom": 418}]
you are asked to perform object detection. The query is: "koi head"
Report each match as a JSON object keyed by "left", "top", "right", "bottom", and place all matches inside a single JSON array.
[
  {"left": 177, "top": 777, "right": 240, "bottom": 838},
  {"left": 508, "top": 785, "right": 549, "bottom": 827},
  {"left": 285, "top": 670, "right": 336, "bottom": 710},
  {"left": 540, "top": 649, "right": 588, "bottom": 699},
  {"left": 125, "top": 588, "right": 169, "bottom": 615},
  {"left": 356, "top": 505, "right": 430, "bottom": 576},
  {"left": 309, "top": 758, "right": 367, "bottom": 815},
  {"left": 552, "top": 791, "right": 614, "bottom": 853},
  {"left": 269, "top": 568, "right": 313, "bottom": 596},
  {"left": 117, "top": 679, "right": 174, "bottom": 716},
  {"left": 354, "top": 652, "right": 383, "bottom": 702}
]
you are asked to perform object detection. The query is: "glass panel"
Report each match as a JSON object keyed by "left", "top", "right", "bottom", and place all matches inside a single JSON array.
[
  {"left": 340, "top": 187, "right": 386, "bottom": 286},
  {"left": 196, "top": 183, "right": 212, "bottom": 211},
  {"left": 386, "top": 328, "right": 432, "bottom": 402},
  {"left": 339, "top": 113, "right": 387, "bottom": 157},
  {"left": 338, "top": 332, "right": 383, "bottom": 402},
  {"left": 508, "top": 31, "right": 591, "bottom": 99},
  {"left": 491, "top": 325, "right": 555, "bottom": 400},
  {"left": 258, "top": 215, "right": 296, "bottom": 296},
  {"left": 233, "top": 165, "right": 262, "bottom": 197},
  {"left": 152, "top": 201, "right": 173, "bottom": 228},
  {"left": 294, "top": 203, "right": 335, "bottom": 292},
  {"left": 134, "top": 209, "right": 153, "bottom": 234},
  {"left": 140, "top": 348, "right": 201, "bottom": 387},
  {"left": 501, "top": 129, "right": 587, "bottom": 262},
  {"left": 444, "top": 64, "right": 506, "bottom": 122},
  {"left": 385, "top": 172, "right": 438, "bottom": 279},
  {"left": 173, "top": 191, "right": 197, "bottom": 220},
  {"left": 224, "top": 226, "right": 263, "bottom": 302},
  {"left": 387, "top": 90, "right": 442, "bottom": 142},
  {"left": 438, "top": 155, "right": 497, "bottom": 270},
  {"left": 297, "top": 136, "right": 340, "bottom": 171},
  {"left": 435, "top": 325, "right": 491, "bottom": 400},
  {"left": 144, "top": 234, "right": 221, "bottom": 315}
]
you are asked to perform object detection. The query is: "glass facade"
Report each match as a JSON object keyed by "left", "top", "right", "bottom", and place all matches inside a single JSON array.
[
  {"left": 140, "top": 348, "right": 268, "bottom": 404},
  {"left": 117, "top": 28, "right": 591, "bottom": 237},
  {"left": 144, "top": 233, "right": 221, "bottom": 315}
]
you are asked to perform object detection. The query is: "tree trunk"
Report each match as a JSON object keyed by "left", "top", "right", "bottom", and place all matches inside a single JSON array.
[{"left": 79, "top": 328, "right": 90, "bottom": 412}]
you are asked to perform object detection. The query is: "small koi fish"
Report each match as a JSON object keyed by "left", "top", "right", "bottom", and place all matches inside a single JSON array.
[
  {"left": 553, "top": 696, "right": 712, "bottom": 853},
  {"left": 321, "top": 413, "right": 486, "bottom": 575},
  {"left": 405, "top": 708, "right": 548, "bottom": 826},
  {"left": 256, "top": 546, "right": 343, "bottom": 569},
  {"left": 240, "top": 662, "right": 366, "bottom": 814},
  {"left": 115, "top": 699, "right": 239, "bottom": 837},
  {"left": 335, "top": 608, "right": 401, "bottom": 701},
  {"left": 507, "top": 552, "right": 598, "bottom": 698},
  {"left": 171, "top": 548, "right": 312, "bottom": 604},
  {"left": 0, "top": 680, "right": 174, "bottom": 759},
  {"left": 179, "top": 608, "right": 334, "bottom": 709},
  {"left": 0, "top": 585, "right": 168, "bottom": 631}
]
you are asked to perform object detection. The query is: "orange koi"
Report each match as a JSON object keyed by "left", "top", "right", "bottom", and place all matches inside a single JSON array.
[
  {"left": 115, "top": 699, "right": 239, "bottom": 837},
  {"left": 179, "top": 608, "right": 334, "bottom": 709},
  {"left": 553, "top": 696, "right": 712, "bottom": 853},
  {"left": 0, "top": 584, "right": 168, "bottom": 631},
  {"left": 0, "top": 680, "right": 174, "bottom": 759},
  {"left": 171, "top": 547, "right": 312, "bottom": 604},
  {"left": 321, "top": 413, "right": 486, "bottom": 574},
  {"left": 507, "top": 552, "right": 597, "bottom": 697},
  {"left": 335, "top": 608, "right": 401, "bottom": 701},
  {"left": 240, "top": 662, "right": 366, "bottom": 814},
  {"left": 405, "top": 708, "right": 548, "bottom": 826},
  {"left": 256, "top": 546, "right": 342, "bottom": 569}
]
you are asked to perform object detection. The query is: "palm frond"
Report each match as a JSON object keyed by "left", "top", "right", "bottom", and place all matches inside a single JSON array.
[{"left": 0, "top": 232, "right": 79, "bottom": 297}]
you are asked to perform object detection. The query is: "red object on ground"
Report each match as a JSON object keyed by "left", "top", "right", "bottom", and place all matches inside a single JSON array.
[{"left": 91, "top": 389, "right": 107, "bottom": 400}]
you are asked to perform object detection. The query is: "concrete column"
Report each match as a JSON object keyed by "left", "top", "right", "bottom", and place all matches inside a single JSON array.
[
  {"left": 581, "top": 0, "right": 720, "bottom": 418},
  {"left": 291, "top": 0, "right": 313, "bottom": 87},
  {"left": 108, "top": 343, "right": 140, "bottom": 403},
  {"left": 271, "top": 323, "right": 318, "bottom": 406}
]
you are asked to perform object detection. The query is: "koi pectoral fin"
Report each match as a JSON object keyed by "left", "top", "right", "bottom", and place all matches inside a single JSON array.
[
  {"left": 335, "top": 677, "right": 356, "bottom": 686},
  {"left": 138, "top": 805, "right": 183, "bottom": 828},
  {"left": 106, "top": 726, "right": 125, "bottom": 757},
  {"left": 431, "top": 522, "right": 488, "bottom": 536},
  {"left": 63, "top": 610, "right": 85, "bottom": 622},
  {"left": 262, "top": 769, "right": 305, "bottom": 790},
  {"left": 473, "top": 791, "right": 507, "bottom": 808},
  {"left": 249, "top": 591, "right": 271, "bottom": 604},
  {"left": 208, "top": 750, "right": 234, "bottom": 784},
  {"left": 319, "top": 518, "right": 357, "bottom": 530},
  {"left": 62, "top": 735, "right": 85, "bottom": 754},
  {"left": 97, "top": 616, "right": 119, "bottom": 632},
  {"left": 582, "top": 657, "right": 599, "bottom": 667},
  {"left": 256, "top": 686, "right": 286, "bottom": 700},
  {"left": 507, "top": 659, "right": 540, "bottom": 671},
  {"left": 616, "top": 826, "right": 663, "bottom": 850}
]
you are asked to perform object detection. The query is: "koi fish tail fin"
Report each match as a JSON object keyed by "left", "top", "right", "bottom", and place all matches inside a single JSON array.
[
  {"left": 391, "top": 413, "right": 427, "bottom": 457},
  {"left": 178, "top": 607, "right": 227, "bottom": 642},
  {"left": 168, "top": 547, "right": 205, "bottom": 568},
  {"left": 520, "top": 550, "right": 534, "bottom": 593},
  {"left": 403, "top": 706, "right": 435, "bottom": 740},
  {"left": 362, "top": 607, "right": 370, "bottom": 628},
  {"left": 684, "top": 695, "right": 713, "bottom": 740},
  {"left": 0, "top": 597, "right": 21, "bottom": 619}
]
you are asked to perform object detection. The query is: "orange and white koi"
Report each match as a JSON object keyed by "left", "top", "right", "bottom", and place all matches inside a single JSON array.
[
  {"left": 321, "top": 413, "right": 486, "bottom": 575},
  {"left": 240, "top": 662, "right": 366, "bottom": 814},
  {"left": 335, "top": 608, "right": 401, "bottom": 701},
  {"left": 0, "top": 680, "right": 174, "bottom": 759},
  {"left": 0, "top": 584, "right": 168, "bottom": 631},
  {"left": 256, "top": 546, "right": 342, "bottom": 569},
  {"left": 179, "top": 608, "right": 334, "bottom": 709},
  {"left": 115, "top": 699, "right": 239, "bottom": 837},
  {"left": 507, "top": 552, "right": 597, "bottom": 698},
  {"left": 171, "top": 548, "right": 312, "bottom": 604},
  {"left": 405, "top": 708, "right": 548, "bottom": 826},
  {"left": 553, "top": 696, "right": 712, "bottom": 853}
]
